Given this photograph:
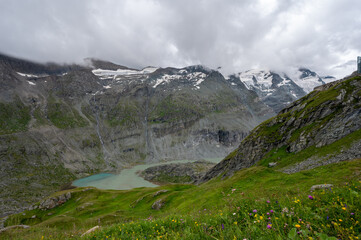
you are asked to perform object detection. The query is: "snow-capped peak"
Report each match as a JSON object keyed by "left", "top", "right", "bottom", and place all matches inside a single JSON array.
[
  {"left": 151, "top": 69, "right": 207, "bottom": 89},
  {"left": 292, "top": 68, "right": 325, "bottom": 93},
  {"left": 227, "top": 69, "right": 307, "bottom": 113},
  {"left": 236, "top": 69, "right": 273, "bottom": 90},
  {"left": 184, "top": 65, "right": 212, "bottom": 73}
]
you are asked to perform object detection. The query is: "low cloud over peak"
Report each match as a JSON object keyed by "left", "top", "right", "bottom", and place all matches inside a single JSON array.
[{"left": 0, "top": 0, "right": 360, "bottom": 78}]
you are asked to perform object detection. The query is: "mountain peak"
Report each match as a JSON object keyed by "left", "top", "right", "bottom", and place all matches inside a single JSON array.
[
  {"left": 184, "top": 65, "right": 213, "bottom": 73},
  {"left": 85, "top": 58, "right": 133, "bottom": 71},
  {"left": 229, "top": 69, "right": 306, "bottom": 113}
]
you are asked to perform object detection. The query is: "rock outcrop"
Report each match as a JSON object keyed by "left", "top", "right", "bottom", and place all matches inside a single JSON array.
[
  {"left": 152, "top": 199, "right": 166, "bottom": 210},
  {"left": 29, "top": 192, "right": 72, "bottom": 211},
  {"left": 140, "top": 160, "right": 215, "bottom": 184}
]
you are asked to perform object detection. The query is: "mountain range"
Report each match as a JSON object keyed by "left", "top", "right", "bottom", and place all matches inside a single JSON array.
[
  {"left": 0, "top": 55, "right": 359, "bottom": 239},
  {"left": 0, "top": 53, "right": 334, "bottom": 216}
]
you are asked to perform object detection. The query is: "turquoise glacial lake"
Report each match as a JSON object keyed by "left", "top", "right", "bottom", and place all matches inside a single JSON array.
[{"left": 72, "top": 158, "right": 222, "bottom": 190}]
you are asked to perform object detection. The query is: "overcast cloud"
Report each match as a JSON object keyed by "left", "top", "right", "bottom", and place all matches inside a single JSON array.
[{"left": 0, "top": 0, "right": 360, "bottom": 78}]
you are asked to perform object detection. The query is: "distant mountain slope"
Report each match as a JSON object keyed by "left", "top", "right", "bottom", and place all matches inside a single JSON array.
[
  {"left": 0, "top": 53, "right": 337, "bottom": 216},
  {"left": 226, "top": 68, "right": 333, "bottom": 113},
  {"left": 0, "top": 55, "right": 273, "bottom": 216},
  {"left": 228, "top": 70, "right": 306, "bottom": 113},
  {"left": 293, "top": 68, "right": 326, "bottom": 93},
  {"left": 200, "top": 73, "right": 361, "bottom": 182}
]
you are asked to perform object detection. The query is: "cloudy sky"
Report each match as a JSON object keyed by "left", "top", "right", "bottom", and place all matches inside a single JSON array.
[{"left": 0, "top": 0, "right": 360, "bottom": 78}]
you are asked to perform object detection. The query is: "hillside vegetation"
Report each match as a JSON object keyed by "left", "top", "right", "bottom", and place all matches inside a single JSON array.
[{"left": 1, "top": 159, "right": 360, "bottom": 239}]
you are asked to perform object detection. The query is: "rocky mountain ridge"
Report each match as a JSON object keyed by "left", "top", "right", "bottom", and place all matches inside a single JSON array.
[
  {"left": 0, "top": 54, "right": 270, "bottom": 216},
  {"left": 200, "top": 73, "right": 361, "bottom": 182}
]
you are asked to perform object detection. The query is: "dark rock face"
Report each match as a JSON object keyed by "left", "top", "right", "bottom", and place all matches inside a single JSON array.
[{"left": 200, "top": 74, "right": 361, "bottom": 182}]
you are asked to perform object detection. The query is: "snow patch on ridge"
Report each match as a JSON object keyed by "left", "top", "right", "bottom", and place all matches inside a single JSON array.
[
  {"left": 153, "top": 74, "right": 179, "bottom": 88},
  {"left": 277, "top": 78, "right": 291, "bottom": 87},
  {"left": 17, "top": 72, "right": 48, "bottom": 78},
  {"left": 238, "top": 70, "right": 273, "bottom": 91},
  {"left": 152, "top": 71, "right": 207, "bottom": 89},
  {"left": 92, "top": 67, "right": 158, "bottom": 78}
]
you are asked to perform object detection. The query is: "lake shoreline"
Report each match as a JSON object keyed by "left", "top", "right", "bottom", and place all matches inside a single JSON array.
[{"left": 72, "top": 158, "right": 222, "bottom": 190}]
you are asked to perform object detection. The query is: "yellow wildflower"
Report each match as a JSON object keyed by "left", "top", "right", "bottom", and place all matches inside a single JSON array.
[{"left": 295, "top": 224, "right": 301, "bottom": 228}]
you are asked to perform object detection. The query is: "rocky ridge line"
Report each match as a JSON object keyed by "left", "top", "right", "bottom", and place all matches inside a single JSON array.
[{"left": 200, "top": 73, "right": 361, "bottom": 182}]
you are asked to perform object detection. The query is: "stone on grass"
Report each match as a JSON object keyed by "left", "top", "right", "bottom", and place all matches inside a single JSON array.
[
  {"left": 268, "top": 162, "right": 277, "bottom": 167},
  {"left": 152, "top": 199, "right": 166, "bottom": 210},
  {"left": 153, "top": 190, "right": 168, "bottom": 197},
  {"left": 310, "top": 184, "right": 333, "bottom": 192},
  {"left": 38, "top": 192, "right": 72, "bottom": 210}
]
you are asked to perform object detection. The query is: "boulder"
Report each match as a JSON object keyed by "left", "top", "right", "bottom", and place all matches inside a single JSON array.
[
  {"left": 310, "top": 184, "right": 333, "bottom": 192},
  {"left": 152, "top": 199, "right": 166, "bottom": 210}
]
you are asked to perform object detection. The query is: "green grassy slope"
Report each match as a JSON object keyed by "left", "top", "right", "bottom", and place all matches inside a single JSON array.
[
  {"left": 47, "top": 96, "right": 88, "bottom": 129},
  {"left": 2, "top": 158, "right": 360, "bottom": 239},
  {"left": 0, "top": 97, "right": 30, "bottom": 134}
]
